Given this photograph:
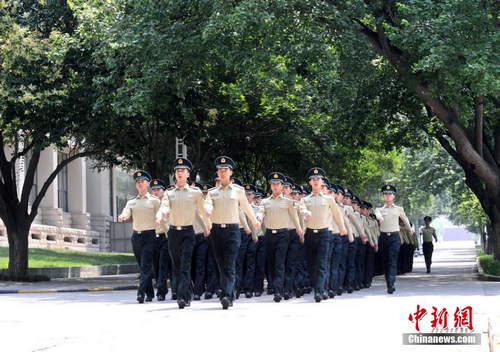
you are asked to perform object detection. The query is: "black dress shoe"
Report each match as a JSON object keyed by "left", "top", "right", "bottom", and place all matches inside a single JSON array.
[
  {"left": 322, "top": 293, "right": 328, "bottom": 300},
  {"left": 267, "top": 288, "right": 275, "bottom": 295},
  {"left": 336, "top": 289, "right": 343, "bottom": 296},
  {"left": 354, "top": 287, "right": 360, "bottom": 291},
  {"left": 314, "top": 294, "right": 322, "bottom": 303},
  {"left": 328, "top": 290, "right": 335, "bottom": 299},
  {"left": 193, "top": 294, "right": 201, "bottom": 301},
  {"left": 295, "top": 289, "right": 302, "bottom": 298},
  {"left": 221, "top": 296, "right": 231, "bottom": 310},
  {"left": 204, "top": 292, "right": 213, "bottom": 299},
  {"left": 137, "top": 295, "right": 145, "bottom": 304},
  {"left": 273, "top": 294, "right": 282, "bottom": 302},
  {"left": 171, "top": 293, "right": 177, "bottom": 300},
  {"left": 216, "top": 290, "right": 223, "bottom": 298},
  {"left": 145, "top": 296, "right": 153, "bottom": 302},
  {"left": 305, "top": 287, "right": 312, "bottom": 294},
  {"left": 156, "top": 294, "right": 165, "bottom": 301},
  {"left": 347, "top": 288, "right": 353, "bottom": 294},
  {"left": 387, "top": 287, "right": 395, "bottom": 294},
  {"left": 245, "top": 291, "right": 253, "bottom": 298},
  {"left": 235, "top": 291, "right": 240, "bottom": 300},
  {"left": 178, "top": 299, "right": 187, "bottom": 309},
  {"left": 283, "top": 293, "right": 290, "bottom": 300},
  {"left": 254, "top": 291, "right": 262, "bottom": 297}
]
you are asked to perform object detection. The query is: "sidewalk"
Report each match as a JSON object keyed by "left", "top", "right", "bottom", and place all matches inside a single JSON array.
[{"left": 0, "top": 273, "right": 139, "bottom": 293}]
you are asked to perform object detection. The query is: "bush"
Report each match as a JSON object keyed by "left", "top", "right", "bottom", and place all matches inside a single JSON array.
[{"left": 478, "top": 253, "right": 500, "bottom": 276}]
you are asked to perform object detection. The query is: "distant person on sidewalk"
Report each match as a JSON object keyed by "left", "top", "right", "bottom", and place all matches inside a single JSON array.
[{"left": 420, "top": 216, "right": 438, "bottom": 273}]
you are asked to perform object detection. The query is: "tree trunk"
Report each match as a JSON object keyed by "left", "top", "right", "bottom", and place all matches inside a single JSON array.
[
  {"left": 489, "top": 202, "right": 500, "bottom": 262},
  {"left": 6, "top": 224, "right": 30, "bottom": 280}
]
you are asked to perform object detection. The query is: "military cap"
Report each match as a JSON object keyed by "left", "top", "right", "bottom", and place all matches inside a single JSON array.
[
  {"left": 268, "top": 172, "right": 286, "bottom": 183},
  {"left": 352, "top": 196, "right": 361, "bottom": 205},
  {"left": 381, "top": 184, "right": 397, "bottom": 194},
  {"left": 190, "top": 181, "right": 203, "bottom": 190},
  {"left": 283, "top": 175, "right": 294, "bottom": 187},
  {"left": 307, "top": 167, "right": 326, "bottom": 179},
  {"left": 291, "top": 184, "right": 301, "bottom": 193},
  {"left": 201, "top": 183, "right": 212, "bottom": 193},
  {"left": 255, "top": 188, "right": 265, "bottom": 197},
  {"left": 133, "top": 170, "right": 151, "bottom": 182},
  {"left": 230, "top": 176, "right": 243, "bottom": 186},
  {"left": 344, "top": 189, "right": 354, "bottom": 198},
  {"left": 150, "top": 179, "right": 167, "bottom": 190},
  {"left": 330, "top": 183, "right": 339, "bottom": 193},
  {"left": 173, "top": 157, "right": 192, "bottom": 170},
  {"left": 244, "top": 184, "right": 257, "bottom": 193},
  {"left": 336, "top": 184, "right": 345, "bottom": 195},
  {"left": 215, "top": 156, "right": 235, "bottom": 169},
  {"left": 361, "top": 201, "right": 373, "bottom": 209}
]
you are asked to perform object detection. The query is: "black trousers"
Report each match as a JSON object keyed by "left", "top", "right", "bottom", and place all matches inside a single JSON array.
[
  {"left": 168, "top": 226, "right": 196, "bottom": 301},
  {"left": 423, "top": 242, "right": 434, "bottom": 272},
  {"left": 131, "top": 230, "right": 156, "bottom": 297}
]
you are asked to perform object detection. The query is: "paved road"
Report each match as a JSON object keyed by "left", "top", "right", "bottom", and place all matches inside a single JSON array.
[{"left": 1, "top": 240, "right": 499, "bottom": 352}]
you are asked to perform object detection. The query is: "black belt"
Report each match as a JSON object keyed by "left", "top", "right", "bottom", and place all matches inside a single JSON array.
[
  {"left": 266, "top": 228, "right": 288, "bottom": 234},
  {"left": 212, "top": 223, "right": 239, "bottom": 229},
  {"left": 169, "top": 225, "right": 194, "bottom": 231},
  {"left": 133, "top": 229, "right": 156, "bottom": 235},
  {"left": 306, "top": 228, "right": 328, "bottom": 233},
  {"left": 380, "top": 231, "right": 399, "bottom": 236}
]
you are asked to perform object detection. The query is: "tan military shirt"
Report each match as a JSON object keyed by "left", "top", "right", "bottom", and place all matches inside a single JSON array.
[
  {"left": 239, "top": 207, "right": 251, "bottom": 232},
  {"left": 338, "top": 204, "right": 354, "bottom": 241},
  {"left": 344, "top": 205, "right": 364, "bottom": 237},
  {"left": 156, "top": 196, "right": 170, "bottom": 235},
  {"left": 119, "top": 193, "right": 161, "bottom": 232},
  {"left": 368, "top": 216, "right": 380, "bottom": 244},
  {"left": 248, "top": 204, "right": 264, "bottom": 240},
  {"left": 300, "top": 192, "right": 346, "bottom": 232},
  {"left": 205, "top": 183, "right": 259, "bottom": 226},
  {"left": 257, "top": 194, "right": 302, "bottom": 231},
  {"left": 420, "top": 226, "right": 437, "bottom": 243},
  {"left": 375, "top": 204, "right": 412, "bottom": 233},
  {"left": 361, "top": 215, "right": 372, "bottom": 244},
  {"left": 157, "top": 184, "right": 208, "bottom": 228}
]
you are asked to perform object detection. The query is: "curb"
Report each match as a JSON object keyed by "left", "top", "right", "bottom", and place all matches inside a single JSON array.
[
  {"left": 476, "top": 258, "right": 500, "bottom": 282},
  {"left": 0, "top": 284, "right": 139, "bottom": 294}
]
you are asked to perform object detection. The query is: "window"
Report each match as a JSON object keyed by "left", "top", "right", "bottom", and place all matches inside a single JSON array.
[{"left": 57, "top": 153, "right": 69, "bottom": 212}]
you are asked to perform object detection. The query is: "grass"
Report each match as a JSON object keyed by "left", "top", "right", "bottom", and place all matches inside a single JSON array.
[
  {"left": 0, "top": 247, "right": 136, "bottom": 269},
  {"left": 477, "top": 250, "right": 500, "bottom": 276}
]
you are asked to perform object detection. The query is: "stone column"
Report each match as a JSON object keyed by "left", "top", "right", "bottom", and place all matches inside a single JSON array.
[
  {"left": 68, "top": 157, "right": 90, "bottom": 230},
  {"left": 38, "top": 148, "right": 63, "bottom": 227}
]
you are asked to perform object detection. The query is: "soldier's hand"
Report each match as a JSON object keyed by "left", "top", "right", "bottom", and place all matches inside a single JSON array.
[
  {"left": 296, "top": 229, "right": 304, "bottom": 236},
  {"left": 378, "top": 217, "right": 384, "bottom": 224},
  {"left": 118, "top": 215, "right": 127, "bottom": 222},
  {"left": 348, "top": 236, "right": 354, "bottom": 243},
  {"left": 340, "top": 228, "right": 348, "bottom": 236},
  {"left": 155, "top": 215, "right": 163, "bottom": 226},
  {"left": 245, "top": 229, "right": 252, "bottom": 235},
  {"left": 203, "top": 231, "right": 210, "bottom": 238},
  {"left": 254, "top": 221, "right": 261, "bottom": 229},
  {"left": 304, "top": 213, "right": 311, "bottom": 221},
  {"left": 299, "top": 235, "right": 305, "bottom": 244},
  {"left": 374, "top": 244, "right": 379, "bottom": 252}
]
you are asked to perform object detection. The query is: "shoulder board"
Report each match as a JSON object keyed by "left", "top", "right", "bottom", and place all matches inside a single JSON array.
[
  {"left": 167, "top": 186, "right": 175, "bottom": 190},
  {"left": 232, "top": 184, "right": 244, "bottom": 190},
  {"left": 208, "top": 186, "right": 218, "bottom": 192},
  {"left": 188, "top": 186, "right": 201, "bottom": 191}
]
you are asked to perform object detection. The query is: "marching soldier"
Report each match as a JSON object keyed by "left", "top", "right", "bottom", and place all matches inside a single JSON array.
[
  {"left": 204, "top": 156, "right": 261, "bottom": 309},
  {"left": 150, "top": 179, "right": 171, "bottom": 301},
  {"left": 242, "top": 184, "right": 259, "bottom": 298},
  {"left": 300, "top": 167, "right": 346, "bottom": 302},
  {"left": 332, "top": 184, "right": 354, "bottom": 296},
  {"left": 352, "top": 196, "right": 368, "bottom": 291},
  {"left": 342, "top": 190, "right": 366, "bottom": 293},
  {"left": 155, "top": 158, "right": 209, "bottom": 309},
  {"left": 257, "top": 172, "right": 303, "bottom": 302},
  {"left": 420, "top": 216, "right": 438, "bottom": 273},
  {"left": 360, "top": 201, "right": 378, "bottom": 288},
  {"left": 283, "top": 176, "right": 303, "bottom": 300},
  {"left": 203, "top": 182, "right": 220, "bottom": 299},
  {"left": 374, "top": 185, "right": 414, "bottom": 294},
  {"left": 190, "top": 182, "right": 210, "bottom": 301},
  {"left": 118, "top": 170, "right": 160, "bottom": 303},
  {"left": 252, "top": 187, "right": 267, "bottom": 297}
]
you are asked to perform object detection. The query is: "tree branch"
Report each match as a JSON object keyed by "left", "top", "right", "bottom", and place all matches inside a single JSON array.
[
  {"left": 474, "top": 96, "right": 484, "bottom": 157},
  {"left": 28, "top": 151, "right": 90, "bottom": 223},
  {"left": 19, "top": 148, "right": 41, "bottom": 213}
]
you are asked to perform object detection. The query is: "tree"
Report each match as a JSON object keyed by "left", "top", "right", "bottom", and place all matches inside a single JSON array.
[{"left": 0, "top": 0, "right": 107, "bottom": 280}]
